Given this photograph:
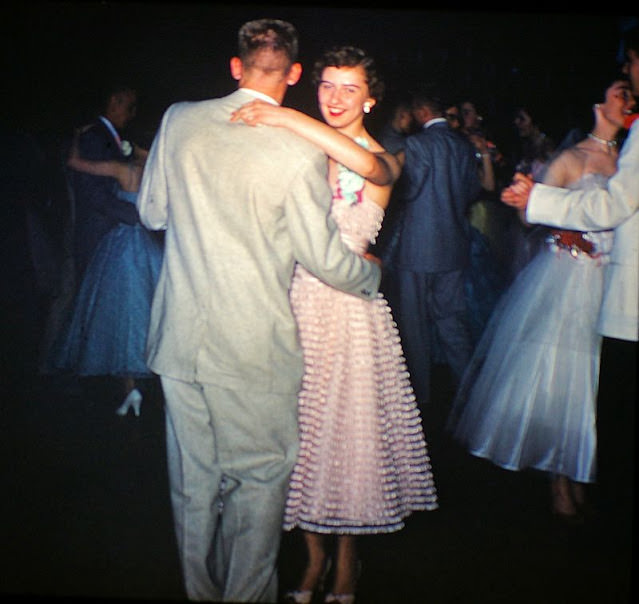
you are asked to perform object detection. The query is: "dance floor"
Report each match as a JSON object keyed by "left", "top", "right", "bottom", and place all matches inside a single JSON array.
[{"left": 1, "top": 367, "right": 634, "bottom": 603}]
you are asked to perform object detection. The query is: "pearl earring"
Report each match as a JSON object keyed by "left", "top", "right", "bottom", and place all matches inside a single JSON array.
[{"left": 363, "top": 102, "right": 371, "bottom": 114}]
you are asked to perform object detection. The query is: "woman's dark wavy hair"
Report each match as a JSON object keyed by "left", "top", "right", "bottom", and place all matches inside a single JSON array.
[{"left": 311, "top": 45, "right": 385, "bottom": 102}]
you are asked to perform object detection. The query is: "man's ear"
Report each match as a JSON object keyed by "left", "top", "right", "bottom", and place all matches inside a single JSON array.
[
  {"left": 230, "top": 57, "right": 243, "bottom": 81},
  {"left": 286, "top": 62, "right": 302, "bottom": 86}
]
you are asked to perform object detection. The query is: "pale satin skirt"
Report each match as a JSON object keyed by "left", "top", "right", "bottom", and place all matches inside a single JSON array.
[{"left": 447, "top": 244, "right": 606, "bottom": 483}]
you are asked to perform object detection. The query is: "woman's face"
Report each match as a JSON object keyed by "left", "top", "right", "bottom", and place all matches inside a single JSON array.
[
  {"left": 513, "top": 109, "right": 533, "bottom": 137},
  {"left": 317, "top": 65, "right": 374, "bottom": 133},
  {"left": 600, "top": 79, "right": 636, "bottom": 129},
  {"left": 445, "top": 106, "right": 461, "bottom": 130},
  {"left": 461, "top": 101, "right": 479, "bottom": 129}
]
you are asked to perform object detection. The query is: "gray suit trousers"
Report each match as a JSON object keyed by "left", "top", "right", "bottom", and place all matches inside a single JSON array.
[{"left": 161, "top": 376, "right": 299, "bottom": 602}]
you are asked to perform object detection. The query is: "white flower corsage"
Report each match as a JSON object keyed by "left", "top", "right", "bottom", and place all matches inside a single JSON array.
[{"left": 121, "top": 140, "right": 133, "bottom": 158}]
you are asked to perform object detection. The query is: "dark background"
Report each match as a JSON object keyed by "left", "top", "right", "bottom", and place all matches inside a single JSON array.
[
  {"left": 1, "top": 4, "right": 636, "bottom": 603},
  {"left": 2, "top": 3, "right": 637, "bottom": 152}
]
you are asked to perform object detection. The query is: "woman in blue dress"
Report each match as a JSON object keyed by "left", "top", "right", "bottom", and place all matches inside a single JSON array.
[
  {"left": 446, "top": 77, "right": 635, "bottom": 521},
  {"left": 52, "top": 139, "right": 163, "bottom": 416}
]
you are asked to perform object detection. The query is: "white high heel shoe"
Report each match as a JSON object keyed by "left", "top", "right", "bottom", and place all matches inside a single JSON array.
[
  {"left": 116, "top": 388, "right": 142, "bottom": 417},
  {"left": 283, "top": 557, "right": 332, "bottom": 604}
]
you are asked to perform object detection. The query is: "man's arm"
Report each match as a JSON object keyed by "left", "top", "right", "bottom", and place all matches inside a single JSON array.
[
  {"left": 285, "top": 152, "right": 381, "bottom": 301},
  {"left": 502, "top": 121, "right": 639, "bottom": 230},
  {"left": 137, "top": 106, "right": 173, "bottom": 230},
  {"left": 231, "top": 100, "right": 401, "bottom": 186}
]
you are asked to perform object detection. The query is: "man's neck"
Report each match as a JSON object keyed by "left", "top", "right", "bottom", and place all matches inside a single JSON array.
[
  {"left": 238, "top": 87, "right": 280, "bottom": 105},
  {"left": 424, "top": 116, "right": 447, "bottom": 128}
]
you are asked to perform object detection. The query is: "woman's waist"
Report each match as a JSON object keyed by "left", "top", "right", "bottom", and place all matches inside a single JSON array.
[{"left": 546, "top": 229, "right": 613, "bottom": 259}]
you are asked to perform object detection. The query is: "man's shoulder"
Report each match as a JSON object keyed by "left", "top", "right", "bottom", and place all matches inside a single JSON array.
[
  {"left": 277, "top": 127, "right": 324, "bottom": 155},
  {"left": 79, "top": 118, "right": 108, "bottom": 140},
  {"left": 430, "top": 124, "right": 475, "bottom": 152},
  {"left": 405, "top": 128, "right": 426, "bottom": 144},
  {"left": 244, "top": 127, "right": 326, "bottom": 172},
  {"left": 161, "top": 93, "right": 324, "bottom": 163},
  {"left": 405, "top": 124, "right": 447, "bottom": 149},
  {"left": 165, "top": 90, "right": 262, "bottom": 119},
  {"left": 163, "top": 98, "right": 217, "bottom": 120},
  {"left": 76, "top": 119, "right": 117, "bottom": 159}
]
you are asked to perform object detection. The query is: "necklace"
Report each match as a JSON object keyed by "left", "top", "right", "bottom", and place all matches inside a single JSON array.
[{"left": 587, "top": 132, "right": 617, "bottom": 150}]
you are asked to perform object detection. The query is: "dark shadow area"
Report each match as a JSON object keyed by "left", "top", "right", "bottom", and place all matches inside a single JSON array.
[
  {"left": 1, "top": 365, "right": 634, "bottom": 603},
  {"left": 1, "top": 4, "right": 635, "bottom": 603}
]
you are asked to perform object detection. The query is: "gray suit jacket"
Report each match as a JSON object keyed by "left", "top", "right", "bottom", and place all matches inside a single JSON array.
[{"left": 137, "top": 89, "right": 381, "bottom": 392}]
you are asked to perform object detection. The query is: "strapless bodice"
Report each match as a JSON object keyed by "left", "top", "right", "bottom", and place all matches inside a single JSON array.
[{"left": 330, "top": 194, "right": 385, "bottom": 255}]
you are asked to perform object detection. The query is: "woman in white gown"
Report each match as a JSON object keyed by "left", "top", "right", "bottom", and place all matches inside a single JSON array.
[{"left": 446, "top": 76, "right": 636, "bottom": 521}]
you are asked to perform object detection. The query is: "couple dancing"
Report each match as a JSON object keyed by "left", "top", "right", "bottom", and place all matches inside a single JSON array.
[
  {"left": 136, "top": 18, "right": 437, "bottom": 604},
  {"left": 48, "top": 86, "right": 162, "bottom": 418},
  {"left": 448, "top": 73, "right": 636, "bottom": 522}
]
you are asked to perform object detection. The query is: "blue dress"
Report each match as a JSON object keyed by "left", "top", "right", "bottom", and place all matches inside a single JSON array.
[
  {"left": 446, "top": 174, "right": 614, "bottom": 484},
  {"left": 52, "top": 190, "right": 163, "bottom": 378},
  {"left": 464, "top": 224, "right": 508, "bottom": 344}
]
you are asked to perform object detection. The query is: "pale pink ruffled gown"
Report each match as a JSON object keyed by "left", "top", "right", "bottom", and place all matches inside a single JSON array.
[{"left": 283, "top": 186, "right": 438, "bottom": 535}]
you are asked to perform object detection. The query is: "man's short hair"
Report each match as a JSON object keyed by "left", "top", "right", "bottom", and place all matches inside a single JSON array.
[
  {"left": 238, "top": 19, "right": 299, "bottom": 70},
  {"left": 410, "top": 85, "right": 445, "bottom": 116}
]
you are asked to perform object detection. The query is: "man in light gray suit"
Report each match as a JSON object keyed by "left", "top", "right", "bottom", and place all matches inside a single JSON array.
[{"left": 136, "top": 19, "right": 381, "bottom": 602}]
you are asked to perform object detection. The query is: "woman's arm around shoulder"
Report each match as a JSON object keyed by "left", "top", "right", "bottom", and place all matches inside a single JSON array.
[{"left": 230, "top": 99, "right": 401, "bottom": 187}]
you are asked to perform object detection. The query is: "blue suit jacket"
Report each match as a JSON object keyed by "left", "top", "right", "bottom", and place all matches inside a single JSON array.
[
  {"left": 70, "top": 118, "right": 139, "bottom": 278},
  {"left": 394, "top": 121, "right": 481, "bottom": 272}
]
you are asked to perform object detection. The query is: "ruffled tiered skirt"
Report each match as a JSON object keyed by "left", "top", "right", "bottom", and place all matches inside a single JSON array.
[{"left": 283, "top": 265, "right": 438, "bottom": 535}]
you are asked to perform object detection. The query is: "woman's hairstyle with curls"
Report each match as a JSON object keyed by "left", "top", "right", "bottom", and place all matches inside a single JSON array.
[{"left": 312, "top": 45, "right": 385, "bottom": 102}]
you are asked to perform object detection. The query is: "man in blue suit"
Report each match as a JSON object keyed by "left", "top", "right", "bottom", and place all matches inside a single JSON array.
[
  {"left": 388, "top": 86, "right": 481, "bottom": 409},
  {"left": 69, "top": 83, "right": 141, "bottom": 282}
]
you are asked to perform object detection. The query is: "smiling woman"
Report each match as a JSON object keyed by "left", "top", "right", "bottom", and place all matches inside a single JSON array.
[
  {"left": 1, "top": 6, "right": 636, "bottom": 604},
  {"left": 233, "top": 43, "right": 437, "bottom": 604},
  {"left": 447, "top": 73, "right": 636, "bottom": 524}
]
